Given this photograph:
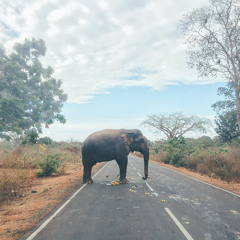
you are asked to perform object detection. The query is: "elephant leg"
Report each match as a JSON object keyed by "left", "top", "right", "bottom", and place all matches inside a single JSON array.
[
  {"left": 83, "top": 163, "right": 94, "bottom": 184},
  {"left": 116, "top": 157, "right": 128, "bottom": 184}
]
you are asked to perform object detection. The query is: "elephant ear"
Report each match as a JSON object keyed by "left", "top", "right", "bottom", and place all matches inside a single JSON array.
[{"left": 121, "top": 134, "right": 133, "bottom": 146}]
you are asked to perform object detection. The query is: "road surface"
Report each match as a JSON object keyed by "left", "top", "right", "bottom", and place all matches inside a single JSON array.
[{"left": 23, "top": 155, "right": 240, "bottom": 240}]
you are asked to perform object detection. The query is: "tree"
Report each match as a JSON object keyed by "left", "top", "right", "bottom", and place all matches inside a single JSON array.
[
  {"left": 215, "top": 110, "right": 240, "bottom": 143},
  {"left": 212, "top": 80, "right": 240, "bottom": 143},
  {"left": 212, "top": 80, "right": 236, "bottom": 114},
  {"left": 179, "top": 0, "right": 240, "bottom": 134},
  {"left": 141, "top": 112, "right": 211, "bottom": 140},
  {"left": 0, "top": 38, "right": 67, "bottom": 140},
  {"left": 165, "top": 136, "right": 187, "bottom": 167}
]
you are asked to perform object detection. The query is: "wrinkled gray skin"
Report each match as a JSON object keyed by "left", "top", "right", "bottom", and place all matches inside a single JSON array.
[{"left": 82, "top": 129, "right": 149, "bottom": 184}]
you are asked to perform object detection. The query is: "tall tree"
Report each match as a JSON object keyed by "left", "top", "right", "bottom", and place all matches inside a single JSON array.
[
  {"left": 215, "top": 110, "right": 240, "bottom": 143},
  {"left": 141, "top": 112, "right": 211, "bottom": 140},
  {"left": 179, "top": 0, "right": 240, "bottom": 133},
  {"left": 212, "top": 80, "right": 236, "bottom": 114},
  {"left": 0, "top": 38, "right": 67, "bottom": 140},
  {"left": 212, "top": 80, "right": 239, "bottom": 143}
]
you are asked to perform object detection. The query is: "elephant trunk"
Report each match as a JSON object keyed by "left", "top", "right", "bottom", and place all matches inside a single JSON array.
[{"left": 142, "top": 148, "right": 149, "bottom": 180}]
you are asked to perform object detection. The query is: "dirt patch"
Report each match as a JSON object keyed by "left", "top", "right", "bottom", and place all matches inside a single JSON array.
[
  {"left": 153, "top": 161, "right": 240, "bottom": 195},
  {"left": 0, "top": 163, "right": 103, "bottom": 240}
]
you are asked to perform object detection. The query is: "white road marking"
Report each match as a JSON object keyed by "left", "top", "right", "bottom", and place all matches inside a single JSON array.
[
  {"left": 26, "top": 162, "right": 110, "bottom": 240},
  {"left": 165, "top": 208, "right": 194, "bottom": 240},
  {"left": 132, "top": 154, "right": 240, "bottom": 198},
  {"left": 137, "top": 171, "right": 142, "bottom": 177},
  {"left": 146, "top": 182, "right": 154, "bottom": 192}
]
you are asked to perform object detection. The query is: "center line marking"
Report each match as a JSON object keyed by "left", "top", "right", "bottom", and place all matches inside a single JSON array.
[
  {"left": 146, "top": 182, "right": 154, "bottom": 192},
  {"left": 165, "top": 208, "right": 194, "bottom": 240}
]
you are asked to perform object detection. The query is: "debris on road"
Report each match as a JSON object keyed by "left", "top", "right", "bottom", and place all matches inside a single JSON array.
[
  {"left": 230, "top": 210, "right": 239, "bottom": 215},
  {"left": 111, "top": 180, "right": 119, "bottom": 186},
  {"left": 129, "top": 189, "right": 137, "bottom": 193},
  {"left": 133, "top": 206, "right": 140, "bottom": 209}
]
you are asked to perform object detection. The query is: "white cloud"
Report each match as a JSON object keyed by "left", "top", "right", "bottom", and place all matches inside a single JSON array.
[{"left": 0, "top": 0, "right": 214, "bottom": 103}]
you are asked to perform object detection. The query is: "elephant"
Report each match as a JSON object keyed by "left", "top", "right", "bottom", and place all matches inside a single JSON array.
[{"left": 81, "top": 129, "right": 149, "bottom": 184}]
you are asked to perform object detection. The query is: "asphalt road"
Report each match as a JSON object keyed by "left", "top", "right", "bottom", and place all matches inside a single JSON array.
[{"left": 23, "top": 155, "right": 240, "bottom": 240}]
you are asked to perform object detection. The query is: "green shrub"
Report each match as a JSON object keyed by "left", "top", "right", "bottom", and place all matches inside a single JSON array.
[
  {"left": 38, "top": 137, "right": 53, "bottom": 145},
  {"left": 165, "top": 137, "right": 187, "bottom": 167},
  {"left": 37, "top": 154, "right": 60, "bottom": 177}
]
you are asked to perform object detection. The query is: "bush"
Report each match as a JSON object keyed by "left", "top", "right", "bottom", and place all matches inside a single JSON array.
[
  {"left": 22, "top": 128, "right": 39, "bottom": 145},
  {"left": 0, "top": 169, "right": 34, "bottom": 202},
  {"left": 150, "top": 151, "right": 168, "bottom": 163},
  {"left": 37, "top": 154, "right": 60, "bottom": 177},
  {"left": 185, "top": 147, "right": 240, "bottom": 182},
  {"left": 165, "top": 137, "right": 187, "bottom": 167},
  {"left": 38, "top": 137, "right": 53, "bottom": 145},
  {"left": 150, "top": 137, "right": 240, "bottom": 183}
]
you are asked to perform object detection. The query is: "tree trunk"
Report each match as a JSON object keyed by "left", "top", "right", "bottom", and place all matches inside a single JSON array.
[{"left": 235, "top": 76, "right": 240, "bottom": 134}]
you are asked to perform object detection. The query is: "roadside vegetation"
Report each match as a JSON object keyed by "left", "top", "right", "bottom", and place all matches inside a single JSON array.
[
  {"left": 0, "top": 139, "right": 82, "bottom": 203},
  {"left": 149, "top": 137, "right": 240, "bottom": 183}
]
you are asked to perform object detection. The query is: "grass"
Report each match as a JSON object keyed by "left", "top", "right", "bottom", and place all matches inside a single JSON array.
[
  {"left": 150, "top": 145, "right": 240, "bottom": 183},
  {"left": 0, "top": 142, "right": 82, "bottom": 203}
]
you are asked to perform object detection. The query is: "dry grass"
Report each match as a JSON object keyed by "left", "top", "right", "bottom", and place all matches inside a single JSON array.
[
  {"left": 0, "top": 169, "right": 35, "bottom": 202},
  {"left": 0, "top": 163, "right": 85, "bottom": 240},
  {"left": 0, "top": 143, "right": 84, "bottom": 240},
  {"left": 151, "top": 146, "right": 240, "bottom": 183},
  {"left": 150, "top": 151, "right": 168, "bottom": 163},
  {"left": 0, "top": 144, "right": 82, "bottom": 203}
]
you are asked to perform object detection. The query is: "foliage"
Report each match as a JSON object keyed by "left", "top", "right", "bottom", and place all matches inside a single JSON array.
[
  {"left": 150, "top": 136, "right": 240, "bottom": 182},
  {"left": 0, "top": 142, "right": 82, "bottom": 202},
  {"left": 212, "top": 81, "right": 240, "bottom": 143},
  {"left": 0, "top": 38, "right": 67, "bottom": 140},
  {"left": 142, "top": 112, "right": 211, "bottom": 140},
  {"left": 212, "top": 81, "right": 236, "bottom": 114},
  {"left": 165, "top": 137, "right": 187, "bottom": 167},
  {"left": 192, "top": 136, "right": 213, "bottom": 149},
  {"left": 215, "top": 110, "right": 240, "bottom": 143},
  {"left": 179, "top": 0, "right": 240, "bottom": 134},
  {"left": 185, "top": 147, "right": 240, "bottom": 182},
  {"left": 22, "top": 128, "right": 39, "bottom": 145},
  {"left": 38, "top": 136, "right": 53, "bottom": 145},
  {"left": 0, "top": 169, "right": 35, "bottom": 202},
  {"left": 37, "top": 154, "right": 59, "bottom": 177}
]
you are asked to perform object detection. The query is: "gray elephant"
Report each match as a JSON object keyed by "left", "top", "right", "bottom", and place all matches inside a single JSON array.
[{"left": 82, "top": 129, "right": 149, "bottom": 184}]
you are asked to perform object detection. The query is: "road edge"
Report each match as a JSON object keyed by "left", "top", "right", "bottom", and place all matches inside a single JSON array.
[
  {"left": 133, "top": 154, "right": 240, "bottom": 197},
  {"left": 21, "top": 162, "right": 109, "bottom": 240}
]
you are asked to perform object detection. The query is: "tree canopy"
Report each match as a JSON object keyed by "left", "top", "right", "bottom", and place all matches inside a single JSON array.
[
  {"left": 212, "top": 81, "right": 236, "bottom": 114},
  {"left": 141, "top": 112, "right": 212, "bottom": 140},
  {"left": 215, "top": 110, "right": 240, "bottom": 143},
  {"left": 179, "top": 0, "right": 240, "bottom": 133},
  {"left": 212, "top": 80, "right": 239, "bottom": 143},
  {"left": 0, "top": 38, "right": 67, "bottom": 140}
]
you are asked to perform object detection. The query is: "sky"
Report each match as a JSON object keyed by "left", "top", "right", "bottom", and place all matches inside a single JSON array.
[{"left": 0, "top": 0, "right": 226, "bottom": 141}]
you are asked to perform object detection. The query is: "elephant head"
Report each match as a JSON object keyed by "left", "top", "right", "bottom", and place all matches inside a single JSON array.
[{"left": 121, "top": 129, "right": 149, "bottom": 180}]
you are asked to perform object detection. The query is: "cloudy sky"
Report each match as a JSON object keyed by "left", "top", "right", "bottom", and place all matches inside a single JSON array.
[{"left": 0, "top": 0, "right": 225, "bottom": 141}]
